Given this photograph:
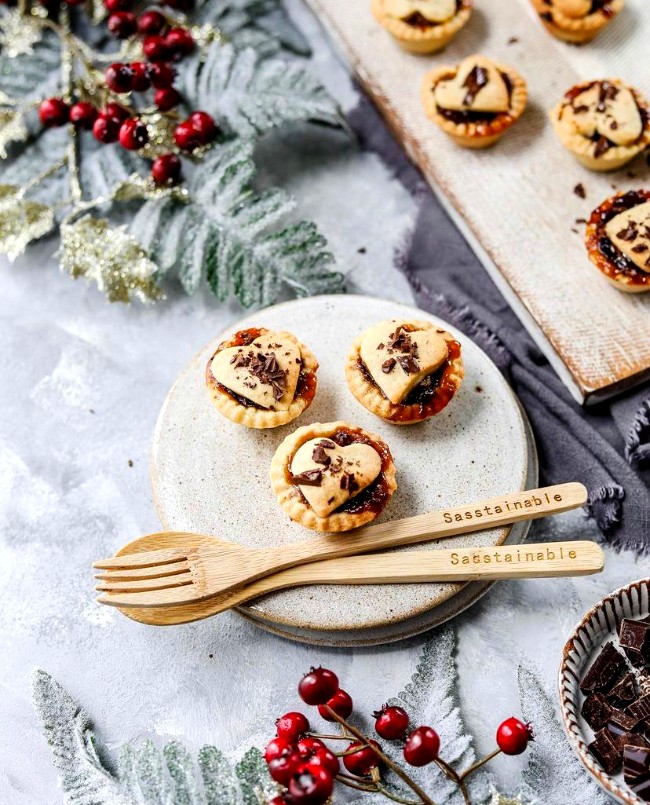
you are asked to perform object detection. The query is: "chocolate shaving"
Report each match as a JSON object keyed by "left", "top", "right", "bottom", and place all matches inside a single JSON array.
[
  {"left": 397, "top": 354, "right": 420, "bottom": 375},
  {"left": 597, "top": 81, "right": 619, "bottom": 112},
  {"left": 617, "top": 224, "right": 638, "bottom": 242},
  {"left": 312, "top": 445, "right": 332, "bottom": 467},
  {"left": 632, "top": 243, "right": 648, "bottom": 253},
  {"left": 573, "top": 183, "right": 586, "bottom": 199},
  {"left": 382, "top": 358, "right": 396, "bottom": 374},
  {"left": 292, "top": 469, "right": 323, "bottom": 487},
  {"left": 594, "top": 135, "right": 612, "bottom": 158},
  {"left": 462, "top": 65, "right": 488, "bottom": 106}
]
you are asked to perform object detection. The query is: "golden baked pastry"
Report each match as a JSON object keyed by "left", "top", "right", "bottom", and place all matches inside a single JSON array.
[
  {"left": 371, "top": 0, "right": 472, "bottom": 54},
  {"left": 421, "top": 54, "right": 527, "bottom": 148},
  {"left": 270, "top": 421, "right": 397, "bottom": 532},
  {"left": 585, "top": 190, "right": 650, "bottom": 294},
  {"left": 345, "top": 319, "right": 463, "bottom": 424},
  {"left": 550, "top": 79, "right": 650, "bottom": 171},
  {"left": 206, "top": 327, "right": 318, "bottom": 429},
  {"left": 530, "top": 0, "right": 624, "bottom": 43}
]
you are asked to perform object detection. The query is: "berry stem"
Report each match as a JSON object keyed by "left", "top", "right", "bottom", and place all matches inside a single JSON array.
[
  {"left": 335, "top": 774, "right": 379, "bottom": 793},
  {"left": 307, "top": 732, "right": 352, "bottom": 742},
  {"left": 323, "top": 706, "right": 438, "bottom": 805},
  {"left": 434, "top": 759, "right": 470, "bottom": 805},
  {"left": 459, "top": 748, "right": 502, "bottom": 781},
  {"left": 336, "top": 744, "right": 371, "bottom": 758}
]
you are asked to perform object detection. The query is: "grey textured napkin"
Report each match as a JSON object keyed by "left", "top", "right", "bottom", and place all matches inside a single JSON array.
[{"left": 349, "top": 97, "right": 650, "bottom": 554}]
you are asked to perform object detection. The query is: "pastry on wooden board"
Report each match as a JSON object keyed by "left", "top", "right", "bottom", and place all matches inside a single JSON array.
[
  {"left": 530, "top": 0, "right": 624, "bottom": 43},
  {"left": 345, "top": 319, "right": 463, "bottom": 424},
  {"left": 206, "top": 327, "right": 318, "bottom": 428},
  {"left": 270, "top": 421, "right": 397, "bottom": 532},
  {"left": 550, "top": 79, "right": 650, "bottom": 172},
  {"left": 371, "top": 0, "right": 472, "bottom": 54},
  {"left": 585, "top": 190, "right": 650, "bottom": 294},
  {"left": 421, "top": 54, "right": 527, "bottom": 149}
]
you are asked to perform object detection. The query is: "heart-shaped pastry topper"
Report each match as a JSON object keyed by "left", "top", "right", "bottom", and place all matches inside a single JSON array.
[
  {"left": 211, "top": 332, "right": 301, "bottom": 411},
  {"left": 553, "top": 0, "right": 591, "bottom": 18},
  {"left": 434, "top": 55, "right": 511, "bottom": 114},
  {"left": 384, "top": 0, "right": 456, "bottom": 23},
  {"left": 605, "top": 201, "right": 650, "bottom": 273},
  {"left": 564, "top": 81, "right": 643, "bottom": 148},
  {"left": 360, "top": 320, "right": 449, "bottom": 405},
  {"left": 291, "top": 437, "right": 382, "bottom": 518}
]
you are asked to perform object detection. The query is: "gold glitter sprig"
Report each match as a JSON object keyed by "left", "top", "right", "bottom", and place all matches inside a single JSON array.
[{"left": 0, "top": 184, "right": 55, "bottom": 261}]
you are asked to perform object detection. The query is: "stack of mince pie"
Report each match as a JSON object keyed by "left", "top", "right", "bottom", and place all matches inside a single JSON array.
[{"left": 206, "top": 319, "right": 463, "bottom": 532}]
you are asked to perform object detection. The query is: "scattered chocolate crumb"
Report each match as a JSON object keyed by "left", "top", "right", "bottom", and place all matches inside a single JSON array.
[
  {"left": 507, "top": 36, "right": 519, "bottom": 44},
  {"left": 127, "top": 459, "right": 134, "bottom": 467},
  {"left": 576, "top": 217, "right": 587, "bottom": 225},
  {"left": 208, "top": 653, "right": 213, "bottom": 659},
  {"left": 571, "top": 227, "right": 579, "bottom": 234},
  {"left": 357, "top": 247, "right": 367, "bottom": 254},
  {"left": 574, "top": 183, "right": 586, "bottom": 199},
  {"left": 89, "top": 408, "right": 95, "bottom": 414},
  {"left": 475, "top": 385, "right": 483, "bottom": 393},
  {"left": 594, "top": 136, "right": 612, "bottom": 158},
  {"left": 632, "top": 243, "right": 648, "bottom": 253},
  {"left": 617, "top": 224, "right": 638, "bottom": 242}
]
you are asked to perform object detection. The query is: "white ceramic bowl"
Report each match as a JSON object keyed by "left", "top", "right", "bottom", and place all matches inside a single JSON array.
[{"left": 559, "top": 579, "right": 650, "bottom": 805}]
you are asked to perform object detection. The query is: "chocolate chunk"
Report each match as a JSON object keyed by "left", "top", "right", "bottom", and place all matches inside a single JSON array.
[
  {"left": 629, "top": 695, "right": 650, "bottom": 724},
  {"left": 507, "top": 36, "right": 519, "bottom": 44},
  {"left": 397, "top": 354, "right": 420, "bottom": 375},
  {"left": 292, "top": 469, "right": 323, "bottom": 487},
  {"left": 462, "top": 65, "right": 488, "bottom": 106},
  {"left": 625, "top": 646, "right": 647, "bottom": 669},
  {"left": 382, "top": 358, "right": 396, "bottom": 374},
  {"left": 608, "top": 708, "right": 640, "bottom": 738},
  {"left": 581, "top": 642, "right": 626, "bottom": 694},
  {"left": 594, "top": 135, "right": 612, "bottom": 158},
  {"left": 582, "top": 693, "right": 613, "bottom": 731},
  {"left": 589, "top": 728, "right": 622, "bottom": 773},
  {"left": 620, "top": 619, "right": 650, "bottom": 658},
  {"left": 624, "top": 744, "right": 650, "bottom": 800},
  {"left": 632, "top": 243, "right": 649, "bottom": 253},
  {"left": 318, "top": 439, "right": 336, "bottom": 450},
  {"left": 573, "top": 182, "right": 586, "bottom": 199},
  {"left": 608, "top": 673, "right": 637, "bottom": 708},
  {"left": 617, "top": 224, "right": 638, "bottom": 242}
]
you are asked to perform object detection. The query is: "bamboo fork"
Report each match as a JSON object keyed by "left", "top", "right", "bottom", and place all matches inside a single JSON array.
[{"left": 94, "top": 482, "right": 588, "bottom": 610}]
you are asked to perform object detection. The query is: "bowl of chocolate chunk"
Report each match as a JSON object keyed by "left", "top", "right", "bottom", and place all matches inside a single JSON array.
[{"left": 560, "top": 580, "right": 650, "bottom": 804}]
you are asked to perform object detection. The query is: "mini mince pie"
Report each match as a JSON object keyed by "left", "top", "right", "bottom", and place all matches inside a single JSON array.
[
  {"left": 550, "top": 79, "right": 650, "bottom": 171},
  {"left": 371, "top": 0, "right": 472, "bottom": 54},
  {"left": 345, "top": 319, "right": 463, "bottom": 424},
  {"left": 585, "top": 190, "right": 650, "bottom": 293},
  {"left": 530, "top": 0, "right": 624, "bottom": 43},
  {"left": 270, "top": 421, "right": 397, "bottom": 532},
  {"left": 421, "top": 54, "right": 527, "bottom": 149},
  {"left": 206, "top": 327, "right": 318, "bottom": 429}
]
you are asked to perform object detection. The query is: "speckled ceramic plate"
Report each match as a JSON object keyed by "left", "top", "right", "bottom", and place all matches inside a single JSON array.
[
  {"left": 559, "top": 580, "right": 650, "bottom": 805},
  {"left": 151, "top": 295, "right": 536, "bottom": 638}
]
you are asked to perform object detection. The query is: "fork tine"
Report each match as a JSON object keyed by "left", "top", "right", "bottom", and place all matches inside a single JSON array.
[
  {"left": 93, "top": 559, "right": 190, "bottom": 582},
  {"left": 97, "top": 583, "right": 200, "bottom": 608},
  {"left": 92, "top": 547, "right": 187, "bottom": 570},
  {"left": 95, "top": 573, "right": 193, "bottom": 593}
]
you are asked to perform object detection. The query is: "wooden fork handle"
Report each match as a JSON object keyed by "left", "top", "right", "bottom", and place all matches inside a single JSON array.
[{"left": 274, "top": 483, "right": 588, "bottom": 568}]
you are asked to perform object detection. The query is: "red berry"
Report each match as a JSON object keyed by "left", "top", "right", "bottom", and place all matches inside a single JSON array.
[
  {"left": 374, "top": 705, "right": 410, "bottom": 740},
  {"left": 268, "top": 798, "right": 290, "bottom": 805},
  {"left": 137, "top": 9, "right": 166, "bottom": 35},
  {"left": 107, "top": 11, "right": 136, "bottom": 38},
  {"left": 342, "top": 740, "right": 381, "bottom": 777},
  {"left": 403, "top": 726, "right": 440, "bottom": 767},
  {"left": 496, "top": 718, "right": 534, "bottom": 756},
  {"left": 103, "top": 0, "right": 129, "bottom": 11},
  {"left": 318, "top": 689, "right": 353, "bottom": 721},
  {"left": 69, "top": 102, "right": 98, "bottom": 129},
  {"left": 118, "top": 118, "right": 149, "bottom": 150},
  {"left": 105, "top": 63, "right": 133, "bottom": 93},
  {"left": 188, "top": 110, "right": 217, "bottom": 143},
  {"left": 173, "top": 120, "right": 202, "bottom": 151},
  {"left": 154, "top": 87, "right": 181, "bottom": 111},
  {"left": 39, "top": 97, "right": 69, "bottom": 127},
  {"left": 102, "top": 102, "right": 130, "bottom": 124},
  {"left": 288, "top": 763, "right": 334, "bottom": 805},
  {"left": 129, "top": 62, "right": 151, "bottom": 92},
  {"left": 148, "top": 62, "right": 176, "bottom": 89},
  {"left": 165, "top": 26, "right": 194, "bottom": 60},
  {"left": 264, "top": 736, "right": 294, "bottom": 765},
  {"left": 151, "top": 153, "right": 181, "bottom": 186},
  {"left": 298, "top": 668, "right": 339, "bottom": 706},
  {"left": 268, "top": 750, "right": 303, "bottom": 786},
  {"left": 276, "top": 712, "right": 310, "bottom": 743},
  {"left": 92, "top": 114, "right": 119, "bottom": 143},
  {"left": 297, "top": 738, "right": 339, "bottom": 776},
  {"left": 142, "top": 35, "right": 170, "bottom": 62}
]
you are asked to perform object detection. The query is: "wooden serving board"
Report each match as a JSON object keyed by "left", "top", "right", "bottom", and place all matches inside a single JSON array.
[{"left": 303, "top": 0, "right": 650, "bottom": 404}]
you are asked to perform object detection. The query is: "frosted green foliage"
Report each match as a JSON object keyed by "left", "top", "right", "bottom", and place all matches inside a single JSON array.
[
  {"left": 182, "top": 44, "right": 343, "bottom": 138},
  {"left": 130, "top": 139, "right": 345, "bottom": 306},
  {"left": 518, "top": 666, "right": 610, "bottom": 805}
]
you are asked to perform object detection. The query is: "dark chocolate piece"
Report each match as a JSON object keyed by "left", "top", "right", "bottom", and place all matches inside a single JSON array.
[
  {"left": 581, "top": 642, "right": 626, "bottom": 694},
  {"left": 574, "top": 182, "right": 586, "bottom": 199},
  {"left": 624, "top": 744, "right": 650, "bottom": 801},
  {"left": 462, "top": 65, "right": 488, "bottom": 106},
  {"left": 582, "top": 693, "right": 613, "bottom": 731},
  {"left": 312, "top": 444, "right": 331, "bottom": 467},
  {"left": 625, "top": 646, "right": 647, "bottom": 669},
  {"left": 608, "top": 672, "right": 637, "bottom": 708},
  {"left": 629, "top": 695, "right": 650, "bottom": 724},
  {"left": 589, "top": 728, "right": 622, "bottom": 774},
  {"left": 292, "top": 469, "right": 323, "bottom": 487},
  {"left": 382, "top": 358, "right": 396, "bottom": 374},
  {"left": 620, "top": 619, "right": 650, "bottom": 659}
]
